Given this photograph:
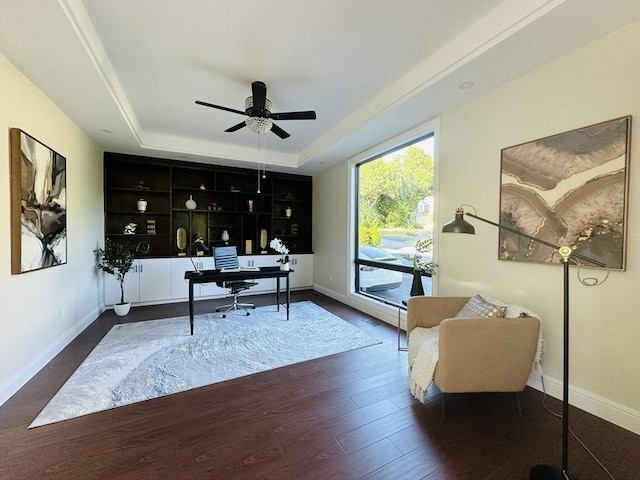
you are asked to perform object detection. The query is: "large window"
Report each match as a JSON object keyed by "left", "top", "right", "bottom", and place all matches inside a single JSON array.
[{"left": 355, "top": 134, "right": 435, "bottom": 304}]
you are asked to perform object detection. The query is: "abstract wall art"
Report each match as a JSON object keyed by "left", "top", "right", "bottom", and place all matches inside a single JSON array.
[
  {"left": 10, "top": 129, "right": 67, "bottom": 274},
  {"left": 499, "top": 116, "right": 631, "bottom": 270}
]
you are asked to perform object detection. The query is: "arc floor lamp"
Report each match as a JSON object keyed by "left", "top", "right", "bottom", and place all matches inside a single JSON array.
[{"left": 442, "top": 206, "right": 607, "bottom": 480}]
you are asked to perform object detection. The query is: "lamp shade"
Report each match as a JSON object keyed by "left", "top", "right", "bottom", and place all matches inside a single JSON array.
[{"left": 442, "top": 208, "right": 475, "bottom": 234}]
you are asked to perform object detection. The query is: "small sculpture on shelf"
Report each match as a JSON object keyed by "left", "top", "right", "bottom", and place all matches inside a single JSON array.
[
  {"left": 135, "top": 180, "right": 149, "bottom": 191},
  {"left": 185, "top": 195, "right": 197, "bottom": 210},
  {"left": 260, "top": 229, "right": 268, "bottom": 254},
  {"left": 123, "top": 223, "right": 137, "bottom": 235},
  {"left": 285, "top": 207, "right": 292, "bottom": 218},
  {"left": 221, "top": 230, "right": 230, "bottom": 245},
  {"left": 176, "top": 227, "right": 187, "bottom": 256},
  {"left": 135, "top": 241, "right": 152, "bottom": 256}
]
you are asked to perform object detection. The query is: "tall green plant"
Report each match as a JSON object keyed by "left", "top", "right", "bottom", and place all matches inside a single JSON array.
[{"left": 94, "top": 240, "right": 135, "bottom": 304}]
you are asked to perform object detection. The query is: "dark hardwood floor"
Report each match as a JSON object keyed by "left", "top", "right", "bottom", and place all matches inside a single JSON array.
[{"left": 1, "top": 290, "right": 638, "bottom": 479}]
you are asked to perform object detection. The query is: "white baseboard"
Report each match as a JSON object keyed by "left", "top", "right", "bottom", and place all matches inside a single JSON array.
[
  {"left": 313, "top": 284, "right": 402, "bottom": 328},
  {"left": 0, "top": 306, "right": 101, "bottom": 407},
  {"left": 526, "top": 372, "right": 640, "bottom": 435}
]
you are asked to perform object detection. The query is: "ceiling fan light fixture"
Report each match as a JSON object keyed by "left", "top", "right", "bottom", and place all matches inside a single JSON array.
[
  {"left": 196, "top": 81, "right": 314, "bottom": 139},
  {"left": 245, "top": 96, "right": 273, "bottom": 113},
  {"left": 246, "top": 116, "right": 273, "bottom": 134}
]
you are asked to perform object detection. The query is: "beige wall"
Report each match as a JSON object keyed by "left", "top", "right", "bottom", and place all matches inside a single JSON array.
[
  {"left": 0, "top": 53, "right": 104, "bottom": 403},
  {"left": 314, "top": 21, "right": 640, "bottom": 432},
  {"left": 313, "top": 161, "right": 351, "bottom": 295}
]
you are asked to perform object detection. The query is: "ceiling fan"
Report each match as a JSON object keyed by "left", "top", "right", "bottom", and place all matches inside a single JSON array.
[{"left": 196, "top": 81, "right": 317, "bottom": 139}]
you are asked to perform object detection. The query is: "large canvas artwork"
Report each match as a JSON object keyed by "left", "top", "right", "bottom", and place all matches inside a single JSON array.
[
  {"left": 499, "top": 116, "right": 631, "bottom": 270},
  {"left": 10, "top": 129, "right": 67, "bottom": 274}
]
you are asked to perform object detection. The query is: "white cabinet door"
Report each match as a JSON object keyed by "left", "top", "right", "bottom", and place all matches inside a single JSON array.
[
  {"left": 170, "top": 257, "right": 196, "bottom": 299},
  {"left": 138, "top": 258, "right": 172, "bottom": 302},
  {"left": 105, "top": 259, "right": 172, "bottom": 305},
  {"left": 199, "top": 257, "right": 227, "bottom": 297},
  {"left": 104, "top": 260, "right": 140, "bottom": 305},
  {"left": 171, "top": 257, "right": 224, "bottom": 298},
  {"left": 240, "top": 255, "right": 276, "bottom": 292},
  {"left": 289, "top": 254, "right": 313, "bottom": 288}
]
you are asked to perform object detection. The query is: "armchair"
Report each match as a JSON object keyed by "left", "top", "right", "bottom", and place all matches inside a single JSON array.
[{"left": 407, "top": 296, "right": 540, "bottom": 415}]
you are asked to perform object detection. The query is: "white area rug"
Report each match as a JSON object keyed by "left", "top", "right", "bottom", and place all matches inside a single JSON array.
[{"left": 31, "top": 301, "right": 380, "bottom": 427}]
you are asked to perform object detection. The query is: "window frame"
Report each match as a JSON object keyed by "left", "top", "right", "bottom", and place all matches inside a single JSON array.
[{"left": 349, "top": 119, "right": 439, "bottom": 304}]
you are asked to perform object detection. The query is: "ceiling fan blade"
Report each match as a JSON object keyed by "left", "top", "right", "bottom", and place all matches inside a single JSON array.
[
  {"left": 270, "top": 123, "right": 290, "bottom": 139},
  {"left": 270, "top": 111, "right": 317, "bottom": 121},
  {"left": 196, "top": 100, "right": 246, "bottom": 116},
  {"left": 225, "top": 121, "right": 246, "bottom": 132},
  {"left": 252, "top": 81, "right": 267, "bottom": 110}
]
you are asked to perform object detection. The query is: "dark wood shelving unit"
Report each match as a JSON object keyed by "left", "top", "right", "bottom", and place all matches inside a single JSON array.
[
  {"left": 103, "top": 153, "right": 312, "bottom": 258},
  {"left": 271, "top": 174, "right": 313, "bottom": 253}
]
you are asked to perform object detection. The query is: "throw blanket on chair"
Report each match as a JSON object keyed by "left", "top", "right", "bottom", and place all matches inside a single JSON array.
[{"left": 408, "top": 326, "right": 439, "bottom": 403}]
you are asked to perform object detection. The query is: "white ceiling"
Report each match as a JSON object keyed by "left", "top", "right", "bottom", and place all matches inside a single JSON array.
[{"left": 1, "top": 0, "right": 638, "bottom": 174}]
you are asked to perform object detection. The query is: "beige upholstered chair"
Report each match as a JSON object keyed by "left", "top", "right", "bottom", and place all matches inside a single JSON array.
[{"left": 407, "top": 296, "right": 541, "bottom": 415}]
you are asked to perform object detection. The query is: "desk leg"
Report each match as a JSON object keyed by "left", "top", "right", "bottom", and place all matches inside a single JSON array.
[
  {"left": 276, "top": 277, "right": 281, "bottom": 312},
  {"left": 189, "top": 280, "right": 194, "bottom": 336},
  {"left": 286, "top": 273, "right": 290, "bottom": 321}
]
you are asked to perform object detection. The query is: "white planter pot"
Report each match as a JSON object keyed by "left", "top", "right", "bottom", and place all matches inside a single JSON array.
[
  {"left": 279, "top": 263, "right": 290, "bottom": 271},
  {"left": 114, "top": 303, "right": 131, "bottom": 316}
]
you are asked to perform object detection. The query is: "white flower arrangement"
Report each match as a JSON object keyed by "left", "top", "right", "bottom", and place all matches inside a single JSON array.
[{"left": 270, "top": 238, "right": 290, "bottom": 264}]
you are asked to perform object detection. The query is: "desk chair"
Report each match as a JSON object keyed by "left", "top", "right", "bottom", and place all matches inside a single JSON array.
[{"left": 213, "top": 246, "right": 258, "bottom": 316}]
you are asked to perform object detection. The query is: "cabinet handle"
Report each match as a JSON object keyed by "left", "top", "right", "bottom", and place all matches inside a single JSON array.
[{"left": 140, "top": 264, "right": 143, "bottom": 273}]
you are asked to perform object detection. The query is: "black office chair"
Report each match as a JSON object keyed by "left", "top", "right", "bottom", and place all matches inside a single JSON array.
[{"left": 213, "top": 246, "right": 258, "bottom": 316}]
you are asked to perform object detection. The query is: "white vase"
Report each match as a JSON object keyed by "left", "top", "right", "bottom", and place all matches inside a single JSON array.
[
  {"left": 280, "top": 262, "right": 290, "bottom": 271},
  {"left": 137, "top": 199, "right": 147, "bottom": 213},
  {"left": 285, "top": 207, "right": 292, "bottom": 218},
  {"left": 114, "top": 302, "right": 131, "bottom": 316},
  {"left": 221, "top": 230, "right": 229, "bottom": 243},
  {"left": 185, "top": 195, "right": 197, "bottom": 210}
]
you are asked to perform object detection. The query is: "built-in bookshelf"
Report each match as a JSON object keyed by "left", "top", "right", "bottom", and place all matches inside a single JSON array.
[{"left": 103, "top": 153, "right": 312, "bottom": 257}]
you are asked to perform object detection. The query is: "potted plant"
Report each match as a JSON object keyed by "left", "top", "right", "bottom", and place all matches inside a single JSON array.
[
  {"left": 270, "top": 238, "right": 290, "bottom": 270},
  {"left": 94, "top": 239, "right": 135, "bottom": 316},
  {"left": 405, "top": 238, "right": 437, "bottom": 296}
]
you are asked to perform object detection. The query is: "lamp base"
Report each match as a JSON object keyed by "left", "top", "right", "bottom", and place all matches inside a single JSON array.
[{"left": 530, "top": 465, "right": 576, "bottom": 479}]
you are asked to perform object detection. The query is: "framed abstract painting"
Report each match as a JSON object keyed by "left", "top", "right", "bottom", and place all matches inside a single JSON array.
[
  {"left": 10, "top": 129, "right": 67, "bottom": 274},
  {"left": 499, "top": 116, "right": 631, "bottom": 270}
]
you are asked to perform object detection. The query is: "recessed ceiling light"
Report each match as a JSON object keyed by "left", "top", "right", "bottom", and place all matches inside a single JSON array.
[{"left": 459, "top": 81, "right": 474, "bottom": 90}]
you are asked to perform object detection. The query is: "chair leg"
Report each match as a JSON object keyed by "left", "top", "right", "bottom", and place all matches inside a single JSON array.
[{"left": 216, "top": 292, "right": 255, "bottom": 316}]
